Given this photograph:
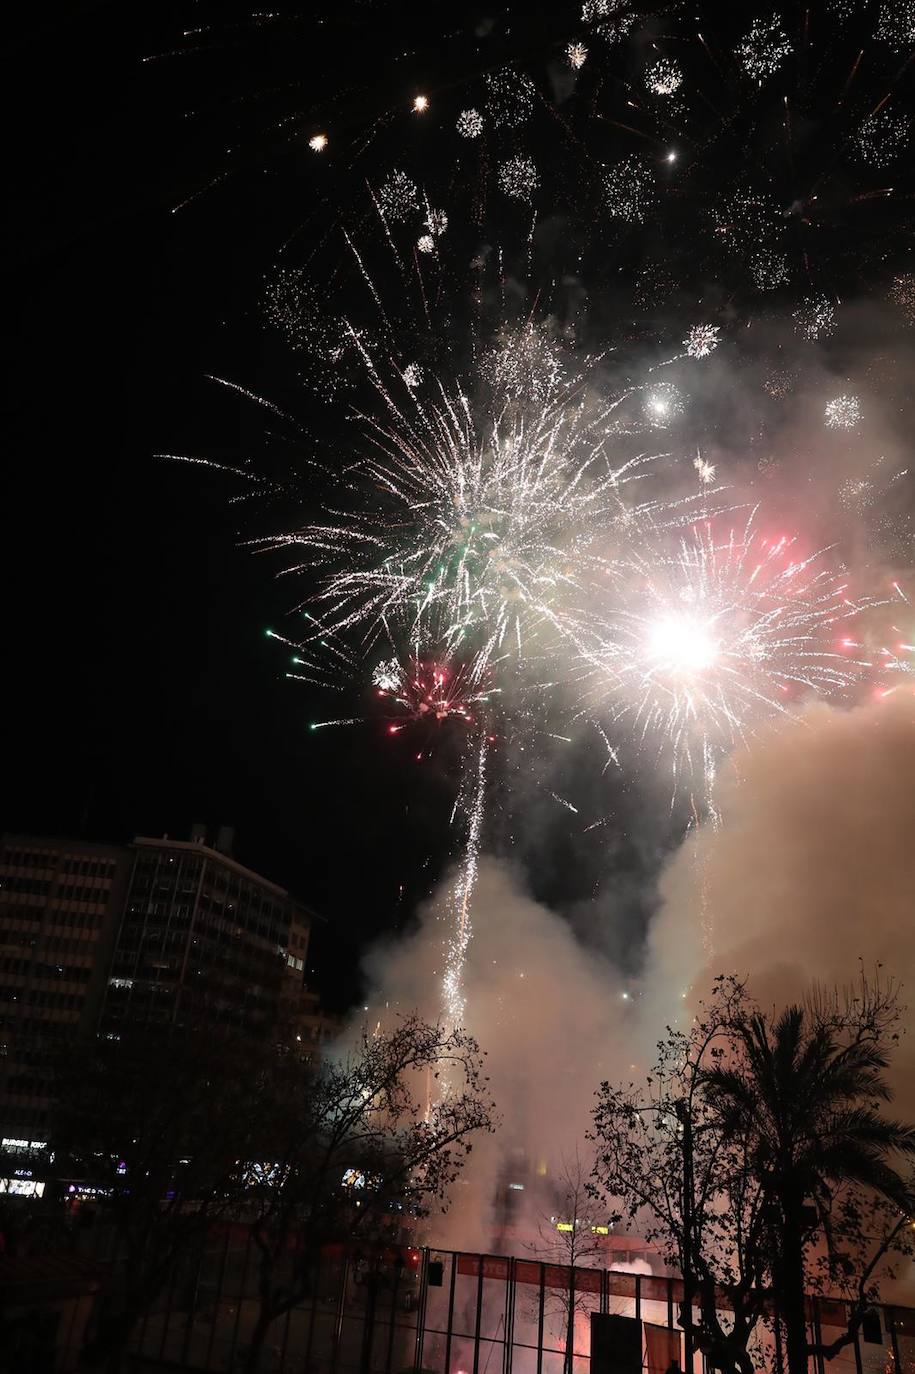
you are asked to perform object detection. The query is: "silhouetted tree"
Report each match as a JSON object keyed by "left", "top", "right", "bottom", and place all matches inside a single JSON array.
[
  {"left": 592, "top": 973, "right": 915, "bottom": 1374},
  {"left": 238, "top": 1014, "right": 497, "bottom": 1374},
  {"left": 52, "top": 1025, "right": 262, "bottom": 1373},
  {"left": 527, "top": 1149, "right": 608, "bottom": 1374},
  {"left": 701, "top": 973, "right": 915, "bottom": 1374}
]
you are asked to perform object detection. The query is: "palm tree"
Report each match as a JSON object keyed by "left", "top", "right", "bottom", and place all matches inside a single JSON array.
[{"left": 700, "top": 1005, "right": 915, "bottom": 1374}]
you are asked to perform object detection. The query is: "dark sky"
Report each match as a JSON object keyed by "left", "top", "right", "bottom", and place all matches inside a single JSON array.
[{"left": 3, "top": 3, "right": 434, "bottom": 1005}]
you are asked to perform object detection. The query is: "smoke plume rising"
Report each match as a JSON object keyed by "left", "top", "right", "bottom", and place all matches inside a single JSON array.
[
  {"left": 646, "top": 694, "right": 915, "bottom": 1104},
  {"left": 361, "top": 857, "right": 630, "bottom": 1250}
]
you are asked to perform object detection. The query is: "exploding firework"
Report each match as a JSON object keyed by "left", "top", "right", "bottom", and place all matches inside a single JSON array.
[
  {"left": 645, "top": 58, "right": 683, "bottom": 97},
  {"left": 267, "top": 330, "right": 703, "bottom": 680},
  {"left": 566, "top": 42, "right": 588, "bottom": 70},
  {"left": 603, "top": 156, "right": 655, "bottom": 224},
  {"left": 575, "top": 513, "right": 878, "bottom": 799},
  {"left": 372, "top": 655, "right": 495, "bottom": 738},
  {"left": 793, "top": 294, "right": 837, "bottom": 341},
  {"left": 456, "top": 108, "right": 483, "bottom": 139},
  {"left": 736, "top": 14, "right": 792, "bottom": 82},
  {"left": 683, "top": 325, "right": 720, "bottom": 359},
  {"left": 498, "top": 155, "right": 539, "bottom": 203},
  {"left": 824, "top": 394, "right": 861, "bottom": 430}
]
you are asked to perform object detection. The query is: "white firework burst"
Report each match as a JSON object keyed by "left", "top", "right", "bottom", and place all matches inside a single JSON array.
[
  {"left": 499, "top": 154, "right": 539, "bottom": 202},
  {"left": 603, "top": 155, "right": 655, "bottom": 224},
  {"left": 645, "top": 58, "right": 683, "bottom": 96},
  {"left": 684, "top": 324, "right": 721, "bottom": 359},
  {"left": 824, "top": 394, "right": 861, "bottom": 430},
  {"left": 736, "top": 13, "right": 792, "bottom": 82},
  {"left": 456, "top": 108, "right": 483, "bottom": 139}
]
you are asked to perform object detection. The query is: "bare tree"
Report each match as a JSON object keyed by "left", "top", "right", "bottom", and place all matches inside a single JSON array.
[
  {"left": 238, "top": 1014, "right": 497, "bottom": 1374},
  {"left": 527, "top": 1149, "right": 608, "bottom": 1374},
  {"left": 52, "top": 1025, "right": 261, "bottom": 1373},
  {"left": 591, "top": 976, "right": 769, "bottom": 1374}
]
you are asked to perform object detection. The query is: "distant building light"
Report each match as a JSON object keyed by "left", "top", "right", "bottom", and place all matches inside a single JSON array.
[
  {"left": 108, "top": 977, "right": 133, "bottom": 989},
  {"left": 556, "top": 1222, "right": 574, "bottom": 1232},
  {"left": 508, "top": 1182, "right": 524, "bottom": 1191},
  {"left": 592, "top": 1225, "right": 610, "bottom": 1235}
]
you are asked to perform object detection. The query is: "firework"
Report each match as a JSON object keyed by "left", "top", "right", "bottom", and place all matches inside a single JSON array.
[
  {"left": 484, "top": 70, "right": 535, "bottom": 128},
  {"left": 643, "top": 383, "right": 683, "bottom": 427},
  {"left": 402, "top": 363, "right": 423, "bottom": 390},
  {"left": 566, "top": 42, "right": 588, "bottom": 70},
  {"left": 417, "top": 234, "right": 435, "bottom": 253},
  {"left": 603, "top": 155, "right": 655, "bottom": 224},
  {"left": 889, "top": 273, "right": 915, "bottom": 324},
  {"left": 424, "top": 208, "right": 448, "bottom": 237},
  {"left": 855, "top": 109, "right": 910, "bottom": 167},
  {"left": 876, "top": 0, "right": 915, "bottom": 49},
  {"left": 412, "top": 95, "right": 429, "bottom": 114},
  {"left": 372, "top": 655, "right": 493, "bottom": 733},
  {"left": 824, "top": 394, "right": 861, "bottom": 430},
  {"left": 308, "top": 133, "right": 328, "bottom": 153},
  {"left": 645, "top": 58, "right": 683, "bottom": 97},
  {"left": 498, "top": 154, "right": 539, "bottom": 203},
  {"left": 455, "top": 108, "right": 483, "bottom": 139},
  {"left": 576, "top": 513, "right": 878, "bottom": 799},
  {"left": 736, "top": 14, "right": 792, "bottom": 82},
  {"left": 748, "top": 246, "right": 790, "bottom": 291},
  {"left": 793, "top": 293, "right": 837, "bottom": 341},
  {"left": 273, "top": 334, "right": 693, "bottom": 679},
  {"left": 683, "top": 325, "right": 720, "bottom": 359},
  {"left": 378, "top": 169, "right": 420, "bottom": 223}
]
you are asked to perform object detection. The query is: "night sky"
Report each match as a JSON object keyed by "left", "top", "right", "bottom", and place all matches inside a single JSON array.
[{"left": 5, "top": 2, "right": 911, "bottom": 1008}]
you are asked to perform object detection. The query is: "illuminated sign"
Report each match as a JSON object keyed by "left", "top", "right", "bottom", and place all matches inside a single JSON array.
[{"left": 0, "top": 1178, "right": 45, "bottom": 1197}]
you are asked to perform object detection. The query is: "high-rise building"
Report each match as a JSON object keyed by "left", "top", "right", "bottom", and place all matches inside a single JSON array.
[
  {"left": 0, "top": 826, "right": 322, "bottom": 1137},
  {"left": 99, "top": 829, "right": 313, "bottom": 1040},
  {"left": 0, "top": 835, "right": 133, "bottom": 1138}
]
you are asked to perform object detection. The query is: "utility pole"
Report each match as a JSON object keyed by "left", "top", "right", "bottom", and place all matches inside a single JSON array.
[{"left": 674, "top": 1098, "right": 695, "bottom": 1373}]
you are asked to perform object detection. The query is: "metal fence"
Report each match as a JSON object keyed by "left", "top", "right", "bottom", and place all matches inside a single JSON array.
[{"left": 118, "top": 1230, "right": 915, "bottom": 1374}]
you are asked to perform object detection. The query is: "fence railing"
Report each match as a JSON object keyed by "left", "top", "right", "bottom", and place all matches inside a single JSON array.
[{"left": 117, "top": 1231, "right": 915, "bottom": 1374}]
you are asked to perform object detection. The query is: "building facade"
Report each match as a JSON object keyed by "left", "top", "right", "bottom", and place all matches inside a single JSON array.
[
  {"left": 0, "top": 826, "right": 320, "bottom": 1136},
  {"left": 0, "top": 835, "right": 133, "bottom": 1139},
  {"left": 99, "top": 831, "right": 312, "bottom": 1039}
]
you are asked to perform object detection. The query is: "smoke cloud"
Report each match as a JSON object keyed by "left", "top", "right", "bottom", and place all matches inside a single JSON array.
[
  {"left": 646, "top": 694, "right": 915, "bottom": 1110},
  {"left": 361, "top": 857, "right": 630, "bottom": 1251}
]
